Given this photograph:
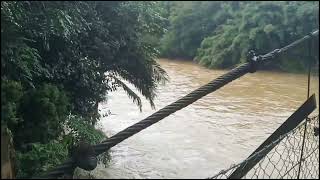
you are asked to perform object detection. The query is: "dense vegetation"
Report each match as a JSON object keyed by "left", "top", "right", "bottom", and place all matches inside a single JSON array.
[
  {"left": 1, "top": 1, "right": 319, "bottom": 178},
  {"left": 160, "top": 1, "right": 319, "bottom": 72},
  {"left": 1, "top": 1, "right": 167, "bottom": 178}
]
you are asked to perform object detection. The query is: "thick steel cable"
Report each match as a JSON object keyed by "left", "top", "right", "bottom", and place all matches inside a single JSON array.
[
  {"left": 37, "top": 62, "right": 251, "bottom": 179},
  {"left": 259, "top": 30, "right": 319, "bottom": 62},
  {"left": 93, "top": 63, "right": 251, "bottom": 153},
  {"left": 36, "top": 30, "right": 319, "bottom": 179},
  {"left": 95, "top": 29, "right": 317, "bottom": 155}
]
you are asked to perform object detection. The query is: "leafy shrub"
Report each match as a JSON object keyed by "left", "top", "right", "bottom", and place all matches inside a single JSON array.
[
  {"left": 13, "top": 84, "right": 70, "bottom": 148},
  {"left": 1, "top": 79, "right": 23, "bottom": 126},
  {"left": 64, "top": 115, "right": 105, "bottom": 145},
  {"left": 64, "top": 115, "right": 110, "bottom": 166},
  {"left": 16, "top": 115, "right": 110, "bottom": 178},
  {"left": 15, "top": 141, "right": 69, "bottom": 178}
]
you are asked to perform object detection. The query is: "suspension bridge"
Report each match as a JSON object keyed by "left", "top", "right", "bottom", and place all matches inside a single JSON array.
[{"left": 35, "top": 30, "right": 319, "bottom": 179}]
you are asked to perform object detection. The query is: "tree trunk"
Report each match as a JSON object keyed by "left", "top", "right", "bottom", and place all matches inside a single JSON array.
[{"left": 1, "top": 126, "right": 16, "bottom": 179}]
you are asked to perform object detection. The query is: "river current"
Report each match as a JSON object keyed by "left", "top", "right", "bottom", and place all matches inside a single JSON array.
[{"left": 92, "top": 58, "right": 319, "bottom": 179}]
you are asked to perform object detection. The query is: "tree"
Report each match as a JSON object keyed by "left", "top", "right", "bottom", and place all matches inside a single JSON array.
[
  {"left": 2, "top": 1, "right": 168, "bottom": 124},
  {"left": 1, "top": 1, "right": 168, "bottom": 177}
]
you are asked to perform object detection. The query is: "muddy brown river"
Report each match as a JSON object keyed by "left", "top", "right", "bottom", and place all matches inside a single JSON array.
[{"left": 93, "top": 58, "right": 319, "bottom": 179}]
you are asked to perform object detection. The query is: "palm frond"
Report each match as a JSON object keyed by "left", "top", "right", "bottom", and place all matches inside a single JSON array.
[{"left": 110, "top": 75, "right": 143, "bottom": 112}]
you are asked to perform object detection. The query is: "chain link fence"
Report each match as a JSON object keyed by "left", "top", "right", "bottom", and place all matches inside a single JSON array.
[{"left": 209, "top": 115, "right": 319, "bottom": 179}]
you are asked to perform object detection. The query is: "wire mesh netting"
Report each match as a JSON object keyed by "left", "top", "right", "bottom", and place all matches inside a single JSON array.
[{"left": 209, "top": 115, "right": 319, "bottom": 179}]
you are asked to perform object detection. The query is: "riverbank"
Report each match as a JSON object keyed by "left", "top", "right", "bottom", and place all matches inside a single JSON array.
[{"left": 160, "top": 57, "right": 320, "bottom": 76}]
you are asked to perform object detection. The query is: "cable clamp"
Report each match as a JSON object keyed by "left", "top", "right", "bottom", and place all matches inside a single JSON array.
[
  {"left": 247, "top": 50, "right": 260, "bottom": 73},
  {"left": 72, "top": 141, "right": 98, "bottom": 171}
]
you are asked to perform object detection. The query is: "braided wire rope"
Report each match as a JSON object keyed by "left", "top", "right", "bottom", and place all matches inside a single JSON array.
[{"left": 36, "top": 30, "right": 319, "bottom": 179}]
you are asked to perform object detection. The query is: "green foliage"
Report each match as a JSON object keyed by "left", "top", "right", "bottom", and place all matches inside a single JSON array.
[
  {"left": 16, "top": 115, "right": 109, "bottom": 178},
  {"left": 64, "top": 115, "right": 110, "bottom": 167},
  {"left": 1, "top": 79, "right": 23, "bottom": 126},
  {"left": 12, "top": 84, "right": 70, "bottom": 148},
  {"left": 2, "top": 1, "right": 168, "bottom": 125},
  {"left": 2, "top": 2, "right": 167, "bottom": 177},
  {"left": 65, "top": 115, "right": 105, "bottom": 145},
  {"left": 15, "top": 141, "right": 69, "bottom": 178},
  {"left": 1, "top": 2, "right": 49, "bottom": 88},
  {"left": 160, "top": 1, "right": 232, "bottom": 59},
  {"left": 160, "top": 1, "right": 319, "bottom": 72}
]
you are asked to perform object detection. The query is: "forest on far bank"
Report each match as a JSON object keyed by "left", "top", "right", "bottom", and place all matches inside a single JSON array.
[{"left": 158, "top": 1, "right": 319, "bottom": 73}]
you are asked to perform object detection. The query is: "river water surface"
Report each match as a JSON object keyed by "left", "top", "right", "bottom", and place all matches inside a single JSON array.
[{"left": 93, "top": 58, "right": 319, "bottom": 179}]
